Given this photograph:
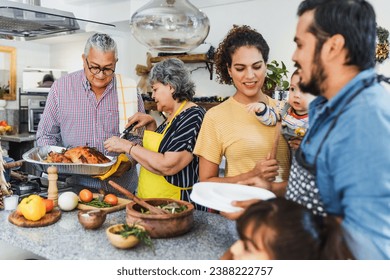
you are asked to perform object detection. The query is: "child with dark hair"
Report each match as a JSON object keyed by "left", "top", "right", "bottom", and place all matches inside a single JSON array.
[{"left": 223, "top": 197, "right": 353, "bottom": 260}]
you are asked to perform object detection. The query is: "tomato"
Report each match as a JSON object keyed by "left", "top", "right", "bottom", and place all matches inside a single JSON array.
[
  {"left": 79, "top": 189, "right": 93, "bottom": 203},
  {"left": 0, "top": 120, "right": 7, "bottom": 126},
  {"left": 104, "top": 194, "right": 118, "bottom": 206},
  {"left": 16, "top": 204, "right": 23, "bottom": 216},
  {"left": 44, "top": 199, "right": 54, "bottom": 213}
]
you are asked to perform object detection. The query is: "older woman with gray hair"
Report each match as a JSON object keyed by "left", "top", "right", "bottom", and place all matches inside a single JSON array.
[{"left": 104, "top": 58, "right": 206, "bottom": 210}]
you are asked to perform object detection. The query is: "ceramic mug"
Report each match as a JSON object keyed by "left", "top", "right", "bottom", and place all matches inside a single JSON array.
[{"left": 4, "top": 195, "right": 19, "bottom": 211}]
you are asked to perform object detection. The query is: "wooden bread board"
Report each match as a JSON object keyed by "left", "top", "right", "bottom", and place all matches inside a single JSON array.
[
  {"left": 77, "top": 194, "right": 132, "bottom": 214},
  {"left": 8, "top": 209, "right": 61, "bottom": 228}
]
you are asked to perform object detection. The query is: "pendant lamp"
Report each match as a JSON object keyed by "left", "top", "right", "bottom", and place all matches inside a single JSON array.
[{"left": 130, "top": 0, "right": 210, "bottom": 54}]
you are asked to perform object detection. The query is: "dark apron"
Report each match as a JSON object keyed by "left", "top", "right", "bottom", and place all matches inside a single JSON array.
[{"left": 285, "top": 74, "right": 389, "bottom": 216}]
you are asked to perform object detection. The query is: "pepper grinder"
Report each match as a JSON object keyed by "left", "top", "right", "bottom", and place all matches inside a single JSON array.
[{"left": 47, "top": 166, "right": 58, "bottom": 207}]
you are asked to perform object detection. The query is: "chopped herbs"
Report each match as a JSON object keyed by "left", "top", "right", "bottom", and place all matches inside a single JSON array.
[
  {"left": 115, "top": 223, "right": 153, "bottom": 248},
  {"left": 140, "top": 202, "right": 187, "bottom": 214}
]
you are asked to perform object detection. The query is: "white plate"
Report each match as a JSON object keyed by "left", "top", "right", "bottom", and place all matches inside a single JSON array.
[{"left": 190, "top": 182, "right": 276, "bottom": 213}]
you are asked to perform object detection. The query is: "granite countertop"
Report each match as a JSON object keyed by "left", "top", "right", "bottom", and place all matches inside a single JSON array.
[
  {"left": 0, "top": 133, "right": 36, "bottom": 142},
  {"left": 0, "top": 208, "right": 237, "bottom": 260}
]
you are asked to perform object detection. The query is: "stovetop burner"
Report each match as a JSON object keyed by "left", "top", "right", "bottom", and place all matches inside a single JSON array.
[
  {"left": 10, "top": 177, "right": 42, "bottom": 198},
  {"left": 10, "top": 171, "right": 73, "bottom": 199}
]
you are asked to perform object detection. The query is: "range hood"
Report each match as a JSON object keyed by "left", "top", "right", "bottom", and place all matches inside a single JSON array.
[{"left": 0, "top": 0, "right": 115, "bottom": 39}]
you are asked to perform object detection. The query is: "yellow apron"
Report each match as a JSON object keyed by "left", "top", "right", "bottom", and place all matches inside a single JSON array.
[{"left": 138, "top": 101, "right": 192, "bottom": 199}]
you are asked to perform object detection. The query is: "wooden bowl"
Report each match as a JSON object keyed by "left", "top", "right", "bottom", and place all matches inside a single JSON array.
[
  {"left": 106, "top": 224, "right": 141, "bottom": 249},
  {"left": 126, "top": 198, "right": 194, "bottom": 238},
  {"left": 77, "top": 209, "right": 106, "bottom": 230}
]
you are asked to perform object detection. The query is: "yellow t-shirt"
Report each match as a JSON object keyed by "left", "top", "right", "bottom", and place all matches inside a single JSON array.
[{"left": 194, "top": 96, "right": 290, "bottom": 181}]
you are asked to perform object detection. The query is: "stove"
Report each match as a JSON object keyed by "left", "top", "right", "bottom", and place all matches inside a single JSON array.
[
  {"left": 11, "top": 178, "right": 41, "bottom": 197},
  {"left": 10, "top": 171, "right": 73, "bottom": 200}
]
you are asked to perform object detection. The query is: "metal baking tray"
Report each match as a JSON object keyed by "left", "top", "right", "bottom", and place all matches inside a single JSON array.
[{"left": 22, "top": 146, "right": 117, "bottom": 175}]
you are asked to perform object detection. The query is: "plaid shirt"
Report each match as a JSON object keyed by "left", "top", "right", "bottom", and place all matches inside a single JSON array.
[{"left": 36, "top": 70, "right": 145, "bottom": 193}]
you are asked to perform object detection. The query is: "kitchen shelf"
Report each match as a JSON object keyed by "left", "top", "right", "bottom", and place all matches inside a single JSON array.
[
  {"left": 137, "top": 53, "right": 214, "bottom": 80},
  {"left": 150, "top": 53, "right": 209, "bottom": 63}
]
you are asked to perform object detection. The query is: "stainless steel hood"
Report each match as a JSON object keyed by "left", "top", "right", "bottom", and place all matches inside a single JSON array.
[{"left": 0, "top": 0, "right": 115, "bottom": 38}]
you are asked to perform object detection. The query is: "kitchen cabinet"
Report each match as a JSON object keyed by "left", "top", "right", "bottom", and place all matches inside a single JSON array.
[{"left": 0, "top": 208, "right": 237, "bottom": 260}]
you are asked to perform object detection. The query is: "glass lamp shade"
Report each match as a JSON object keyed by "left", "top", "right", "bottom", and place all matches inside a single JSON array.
[{"left": 130, "top": 0, "right": 210, "bottom": 54}]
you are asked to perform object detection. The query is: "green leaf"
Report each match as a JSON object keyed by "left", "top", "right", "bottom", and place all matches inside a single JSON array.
[{"left": 266, "top": 60, "right": 290, "bottom": 91}]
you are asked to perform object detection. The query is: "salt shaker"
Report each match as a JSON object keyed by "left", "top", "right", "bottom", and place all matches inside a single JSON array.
[{"left": 47, "top": 166, "right": 58, "bottom": 207}]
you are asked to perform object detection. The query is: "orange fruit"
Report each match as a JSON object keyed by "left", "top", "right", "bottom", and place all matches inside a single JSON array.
[
  {"left": 104, "top": 194, "right": 118, "bottom": 206},
  {"left": 79, "top": 189, "right": 93, "bottom": 203},
  {"left": 16, "top": 204, "right": 23, "bottom": 216},
  {"left": 44, "top": 199, "right": 54, "bottom": 213}
]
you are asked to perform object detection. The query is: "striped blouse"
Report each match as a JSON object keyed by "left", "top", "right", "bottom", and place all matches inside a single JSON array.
[{"left": 156, "top": 105, "right": 206, "bottom": 187}]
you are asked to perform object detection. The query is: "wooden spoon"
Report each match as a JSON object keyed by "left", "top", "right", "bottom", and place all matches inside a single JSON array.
[
  {"left": 108, "top": 180, "right": 170, "bottom": 215},
  {"left": 3, "top": 160, "right": 25, "bottom": 169},
  {"left": 270, "top": 121, "right": 282, "bottom": 159}
]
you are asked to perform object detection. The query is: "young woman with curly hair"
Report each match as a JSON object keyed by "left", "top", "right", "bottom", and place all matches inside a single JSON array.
[{"left": 194, "top": 25, "right": 291, "bottom": 198}]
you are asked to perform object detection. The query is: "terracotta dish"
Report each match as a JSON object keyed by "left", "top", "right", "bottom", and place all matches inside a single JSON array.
[{"left": 126, "top": 198, "right": 194, "bottom": 238}]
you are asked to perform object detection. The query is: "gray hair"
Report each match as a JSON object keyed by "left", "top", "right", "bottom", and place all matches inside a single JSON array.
[
  {"left": 148, "top": 58, "right": 195, "bottom": 102},
  {"left": 84, "top": 33, "right": 118, "bottom": 60}
]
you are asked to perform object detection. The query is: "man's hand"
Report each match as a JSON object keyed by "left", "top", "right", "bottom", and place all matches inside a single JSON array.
[
  {"left": 288, "top": 137, "right": 302, "bottom": 150},
  {"left": 220, "top": 199, "right": 260, "bottom": 220}
]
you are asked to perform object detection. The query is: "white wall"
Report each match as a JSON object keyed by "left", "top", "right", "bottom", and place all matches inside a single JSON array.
[
  {"left": 0, "top": 39, "right": 51, "bottom": 109},
  {"left": 2, "top": 0, "right": 390, "bottom": 110},
  {"left": 47, "top": 0, "right": 390, "bottom": 96}
]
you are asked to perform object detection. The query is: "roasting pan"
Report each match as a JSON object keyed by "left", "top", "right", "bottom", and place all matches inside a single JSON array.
[{"left": 22, "top": 146, "right": 117, "bottom": 175}]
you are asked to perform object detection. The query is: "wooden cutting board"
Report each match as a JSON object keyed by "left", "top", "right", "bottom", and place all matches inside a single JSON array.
[
  {"left": 77, "top": 194, "right": 132, "bottom": 214},
  {"left": 8, "top": 209, "right": 61, "bottom": 228}
]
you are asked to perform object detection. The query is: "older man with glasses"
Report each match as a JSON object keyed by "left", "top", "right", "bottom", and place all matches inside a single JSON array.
[{"left": 37, "top": 33, "right": 144, "bottom": 195}]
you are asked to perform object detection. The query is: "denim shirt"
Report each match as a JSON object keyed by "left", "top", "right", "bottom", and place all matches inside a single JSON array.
[{"left": 300, "top": 68, "right": 390, "bottom": 259}]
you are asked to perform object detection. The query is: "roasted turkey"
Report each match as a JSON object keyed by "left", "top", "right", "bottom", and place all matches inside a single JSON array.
[{"left": 45, "top": 146, "right": 110, "bottom": 164}]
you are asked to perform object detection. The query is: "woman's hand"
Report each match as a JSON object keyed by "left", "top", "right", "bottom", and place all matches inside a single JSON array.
[
  {"left": 104, "top": 136, "right": 132, "bottom": 154},
  {"left": 127, "top": 112, "right": 157, "bottom": 131},
  {"left": 252, "top": 157, "right": 279, "bottom": 182}
]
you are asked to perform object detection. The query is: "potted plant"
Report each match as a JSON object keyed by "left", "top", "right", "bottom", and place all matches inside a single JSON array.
[{"left": 264, "top": 60, "right": 290, "bottom": 99}]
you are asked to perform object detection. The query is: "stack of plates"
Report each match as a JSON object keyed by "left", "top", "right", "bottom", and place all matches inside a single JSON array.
[{"left": 190, "top": 182, "right": 276, "bottom": 213}]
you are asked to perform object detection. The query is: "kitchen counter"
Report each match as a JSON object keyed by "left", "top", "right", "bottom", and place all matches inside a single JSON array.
[
  {"left": 0, "top": 133, "right": 36, "bottom": 143},
  {"left": 0, "top": 208, "right": 237, "bottom": 260}
]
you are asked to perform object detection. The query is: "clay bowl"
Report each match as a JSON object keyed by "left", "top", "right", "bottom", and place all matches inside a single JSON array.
[
  {"left": 126, "top": 198, "right": 194, "bottom": 238},
  {"left": 77, "top": 209, "right": 107, "bottom": 230},
  {"left": 106, "top": 224, "right": 142, "bottom": 249}
]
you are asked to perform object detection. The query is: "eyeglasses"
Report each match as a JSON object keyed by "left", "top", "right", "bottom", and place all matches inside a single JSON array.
[{"left": 85, "top": 58, "right": 115, "bottom": 76}]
